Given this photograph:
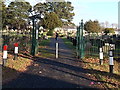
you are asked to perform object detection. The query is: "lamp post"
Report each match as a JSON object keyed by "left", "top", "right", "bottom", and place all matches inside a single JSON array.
[{"left": 28, "top": 9, "right": 42, "bottom": 56}]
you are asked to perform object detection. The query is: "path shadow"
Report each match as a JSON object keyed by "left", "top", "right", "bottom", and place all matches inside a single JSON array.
[
  {"left": 1, "top": 54, "right": 96, "bottom": 88},
  {"left": 59, "top": 57, "right": 99, "bottom": 65},
  {"left": 33, "top": 56, "right": 120, "bottom": 81},
  {"left": 2, "top": 66, "right": 20, "bottom": 85},
  {"left": 8, "top": 46, "right": 120, "bottom": 88},
  {"left": 3, "top": 67, "right": 91, "bottom": 88},
  {"left": 51, "top": 67, "right": 117, "bottom": 87}
]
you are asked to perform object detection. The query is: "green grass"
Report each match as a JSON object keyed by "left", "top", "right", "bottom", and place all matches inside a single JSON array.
[
  {"left": 39, "top": 39, "right": 50, "bottom": 46},
  {"left": 62, "top": 37, "right": 76, "bottom": 50},
  {"left": 37, "top": 37, "right": 55, "bottom": 58},
  {"left": 38, "top": 48, "right": 55, "bottom": 58}
]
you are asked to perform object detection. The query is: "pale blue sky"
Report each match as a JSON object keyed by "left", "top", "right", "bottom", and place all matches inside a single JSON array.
[
  {"left": 71, "top": 0, "right": 119, "bottom": 26},
  {"left": 5, "top": 0, "right": 119, "bottom": 26}
]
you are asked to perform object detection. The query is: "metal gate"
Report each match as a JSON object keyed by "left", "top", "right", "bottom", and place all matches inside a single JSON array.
[{"left": 76, "top": 20, "right": 120, "bottom": 60}]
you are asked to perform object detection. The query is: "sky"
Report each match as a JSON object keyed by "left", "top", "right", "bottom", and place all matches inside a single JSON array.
[
  {"left": 71, "top": 0, "right": 119, "bottom": 26},
  {"left": 5, "top": 0, "right": 119, "bottom": 26}
]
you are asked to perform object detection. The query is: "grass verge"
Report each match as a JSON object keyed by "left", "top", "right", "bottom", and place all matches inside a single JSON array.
[
  {"left": 62, "top": 37, "right": 76, "bottom": 50},
  {"left": 37, "top": 37, "right": 55, "bottom": 58}
]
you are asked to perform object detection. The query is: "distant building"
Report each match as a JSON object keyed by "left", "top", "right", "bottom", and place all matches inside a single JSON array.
[
  {"left": 54, "top": 26, "right": 88, "bottom": 36},
  {"left": 54, "top": 26, "right": 77, "bottom": 36},
  {"left": 62, "top": 25, "right": 77, "bottom": 33}
]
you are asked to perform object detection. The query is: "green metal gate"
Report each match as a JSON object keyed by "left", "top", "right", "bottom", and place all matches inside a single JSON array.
[{"left": 76, "top": 20, "right": 120, "bottom": 60}]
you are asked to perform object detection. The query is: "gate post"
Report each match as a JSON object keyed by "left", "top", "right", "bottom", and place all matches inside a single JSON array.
[
  {"left": 76, "top": 20, "right": 85, "bottom": 59},
  {"left": 80, "top": 19, "right": 85, "bottom": 59},
  {"left": 76, "top": 24, "right": 80, "bottom": 59}
]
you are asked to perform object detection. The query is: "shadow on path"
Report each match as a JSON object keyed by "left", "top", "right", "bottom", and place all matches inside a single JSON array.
[
  {"left": 34, "top": 56, "right": 120, "bottom": 83},
  {"left": 3, "top": 67, "right": 91, "bottom": 88}
]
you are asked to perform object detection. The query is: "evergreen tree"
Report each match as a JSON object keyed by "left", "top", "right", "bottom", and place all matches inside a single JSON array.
[{"left": 84, "top": 20, "right": 102, "bottom": 33}]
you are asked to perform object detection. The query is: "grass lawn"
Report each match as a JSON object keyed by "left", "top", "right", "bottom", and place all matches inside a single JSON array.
[
  {"left": 62, "top": 37, "right": 76, "bottom": 50},
  {"left": 37, "top": 37, "right": 55, "bottom": 58}
]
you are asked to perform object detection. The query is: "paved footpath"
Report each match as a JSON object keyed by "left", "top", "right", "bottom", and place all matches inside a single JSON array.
[{"left": 3, "top": 37, "right": 103, "bottom": 89}]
